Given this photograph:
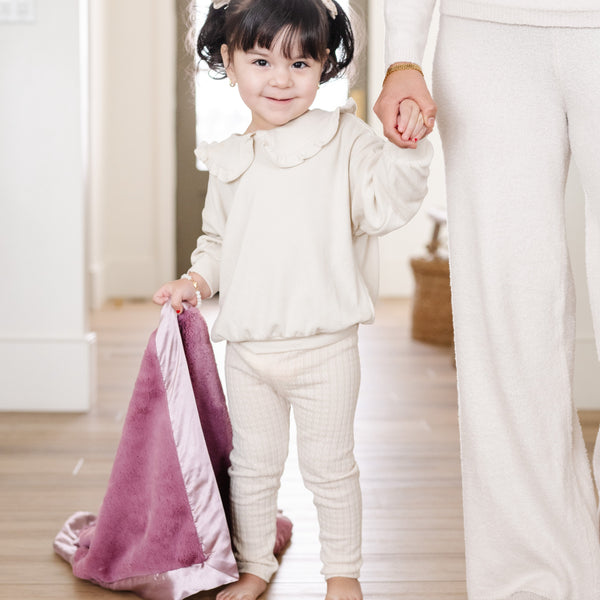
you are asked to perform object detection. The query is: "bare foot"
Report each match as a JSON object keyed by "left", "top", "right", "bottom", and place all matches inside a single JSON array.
[
  {"left": 216, "top": 573, "right": 268, "bottom": 600},
  {"left": 325, "top": 577, "right": 363, "bottom": 600}
]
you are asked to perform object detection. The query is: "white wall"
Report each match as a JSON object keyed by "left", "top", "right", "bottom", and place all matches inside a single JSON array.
[
  {"left": 368, "top": 0, "right": 600, "bottom": 408},
  {"left": 0, "top": 0, "right": 95, "bottom": 411},
  {"left": 89, "top": 0, "right": 176, "bottom": 307}
]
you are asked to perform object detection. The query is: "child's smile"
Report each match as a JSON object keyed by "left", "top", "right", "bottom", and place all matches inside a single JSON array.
[{"left": 221, "top": 37, "right": 326, "bottom": 133}]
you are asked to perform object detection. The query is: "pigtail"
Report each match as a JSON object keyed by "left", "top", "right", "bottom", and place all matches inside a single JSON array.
[
  {"left": 320, "top": 0, "right": 355, "bottom": 83},
  {"left": 197, "top": 4, "right": 229, "bottom": 78}
]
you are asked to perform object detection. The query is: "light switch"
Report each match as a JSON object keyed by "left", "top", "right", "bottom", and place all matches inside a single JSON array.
[{"left": 0, "top": 0, "right": 35, "bottom": 22}]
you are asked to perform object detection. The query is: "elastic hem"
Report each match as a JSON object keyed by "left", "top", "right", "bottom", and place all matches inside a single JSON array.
[
  {"left": 237, "top": 567, "right": 274, "bottom": 584},
  {"left": 235, "top": 325, "right": 358, "bottom": 354},
  {"left": 475, "top": 591, "right": 556, "bottom": 600},
  {"left": 442, "top": 1, "right": 600, "bottom": 28},
  {"left": 323, "top": 572, "right": 361, "bottom": 581}
]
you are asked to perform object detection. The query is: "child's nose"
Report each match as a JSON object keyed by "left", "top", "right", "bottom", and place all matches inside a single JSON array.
[{"left": 269, "top": 67, "right": 292, "bottom": 87}]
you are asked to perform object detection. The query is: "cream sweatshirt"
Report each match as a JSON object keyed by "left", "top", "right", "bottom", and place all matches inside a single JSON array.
[
  {"left": 385, "top": 0, "right": 600, "bottom": 66},
  {"left": 190, "top": 101, "right": 433, "bottom": 344}
]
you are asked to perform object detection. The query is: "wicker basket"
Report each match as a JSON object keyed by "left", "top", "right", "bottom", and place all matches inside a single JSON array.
[
  {"left": 410, "top": 256, "right": 453, "bottom": 345},
  {"left": 410, "top": 208, "right": 454, "bottom": 346}
]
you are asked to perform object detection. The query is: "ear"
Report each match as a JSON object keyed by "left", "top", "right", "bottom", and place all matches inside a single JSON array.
[
  {"left": 221, "top": 44, "right": 236, "bottom": 84},
  {"left": 321, "top": 48, "right": 332, "bottom": 79}
]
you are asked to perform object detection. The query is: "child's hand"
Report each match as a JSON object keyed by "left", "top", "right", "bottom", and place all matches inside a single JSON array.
[
  {"left": 396, "top": 98, "right": 428, "bottom": 148},
  {"left": 152, "top": 274, "right": 210, "bottom": 313}
]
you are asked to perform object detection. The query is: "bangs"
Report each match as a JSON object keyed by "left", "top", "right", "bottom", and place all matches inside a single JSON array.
[{"left": 228, "top": 0, "right": 329, "bottom": 61}]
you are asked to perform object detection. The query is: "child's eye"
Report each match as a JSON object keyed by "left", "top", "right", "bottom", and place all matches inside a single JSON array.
[
  {"left": 292, "top": 61, "right": 308, "bottom": 69},
  {"left": 253, "top": 59, "right": 269, "bottom": 67}
]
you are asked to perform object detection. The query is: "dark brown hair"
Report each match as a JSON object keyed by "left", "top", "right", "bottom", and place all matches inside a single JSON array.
[{"left": 197, "top": 0, "right": 354, "bottom": 84}]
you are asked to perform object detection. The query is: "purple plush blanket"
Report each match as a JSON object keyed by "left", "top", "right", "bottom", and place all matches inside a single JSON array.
[{"left": 54, "top": 304, "right": 291, "bottom": 600}]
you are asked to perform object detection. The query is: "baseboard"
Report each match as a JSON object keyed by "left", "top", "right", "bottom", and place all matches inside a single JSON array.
[{"left": 0, "top": 333, "right": 97, "bottom": 411}]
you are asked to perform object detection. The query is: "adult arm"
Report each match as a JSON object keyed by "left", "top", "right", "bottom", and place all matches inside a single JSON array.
[{"left": 373, "top": 0, "right": 437, "bottom": 148}]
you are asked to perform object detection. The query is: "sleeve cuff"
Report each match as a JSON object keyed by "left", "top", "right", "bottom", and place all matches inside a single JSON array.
[{"left": 188, "top": 265, "right": 219, "bottom": 299}]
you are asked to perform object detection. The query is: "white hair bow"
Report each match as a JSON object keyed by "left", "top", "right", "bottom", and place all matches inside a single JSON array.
[
  {"left": 212, "top": 0, "right": 337, "bottom": 19},
  {"left": 320, "top": 0, "right": 337, "bottom": 18}
]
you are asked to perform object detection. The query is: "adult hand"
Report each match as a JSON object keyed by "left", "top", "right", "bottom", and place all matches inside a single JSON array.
[{"left": 373, "top": 68, "right": 437, "bottom": 149}]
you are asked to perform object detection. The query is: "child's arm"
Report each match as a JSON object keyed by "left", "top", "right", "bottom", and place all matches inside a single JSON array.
[
  {"left": 152, "top": 177, "right": 225, "bottom": 312},
  {"left": 348, "top": 115, "right": 433, "bottom": 237}
]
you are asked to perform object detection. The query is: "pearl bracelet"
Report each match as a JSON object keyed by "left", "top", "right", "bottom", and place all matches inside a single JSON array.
[{"left": 181, "top": 273, "right": 202, "bottom": 307}]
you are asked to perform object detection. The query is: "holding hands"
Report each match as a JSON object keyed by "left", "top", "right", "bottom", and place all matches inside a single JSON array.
[
  {"left": 373, "top": 66, "right": 437, "bottom": 149},
  {"left": 397, "top": 98, "right": 428, "bottom": 147}
]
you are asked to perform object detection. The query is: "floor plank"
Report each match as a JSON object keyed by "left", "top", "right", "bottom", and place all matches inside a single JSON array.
[{"left": 1, "top": 298, "right": 598, "bottom": 599}]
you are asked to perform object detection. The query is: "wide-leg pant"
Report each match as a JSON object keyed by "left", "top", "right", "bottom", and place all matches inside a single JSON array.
[
  {"left": 433, "top": 17, "right": 600, "bottom": 600},
  {"left": 224, "top": 332, "right": 362, "bottom": 582}
]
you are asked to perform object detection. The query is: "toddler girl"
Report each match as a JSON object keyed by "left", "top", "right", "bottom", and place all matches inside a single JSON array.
[{"left": 153, "top": 1, "right": 432, "bottom": 599}]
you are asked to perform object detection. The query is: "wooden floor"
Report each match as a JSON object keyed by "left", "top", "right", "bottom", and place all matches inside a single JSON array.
[{"left": 1, "top": 298, "right": 599, "bottom": 600}]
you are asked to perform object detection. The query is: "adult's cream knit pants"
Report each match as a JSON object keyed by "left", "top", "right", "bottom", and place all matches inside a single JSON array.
[
  {"left": 434, "top": 16, "right": 600, "bottom": 600},
  {"left": 224, "top": 332, "right": 362, "bottom": 582}
]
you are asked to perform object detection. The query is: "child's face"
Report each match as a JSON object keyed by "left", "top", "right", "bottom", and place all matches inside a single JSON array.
[{"left": 222, "top": 35, "right": 326, "bottom": 133}]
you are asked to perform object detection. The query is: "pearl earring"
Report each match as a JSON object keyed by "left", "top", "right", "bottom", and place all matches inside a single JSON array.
[{"left": 229, "top": 81, "right": 236, "bottom": 88}]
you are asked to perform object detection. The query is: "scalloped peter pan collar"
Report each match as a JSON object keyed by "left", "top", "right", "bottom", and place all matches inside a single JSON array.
[{"left": 195, "top": 99, "right": 357, "bottom": 183}]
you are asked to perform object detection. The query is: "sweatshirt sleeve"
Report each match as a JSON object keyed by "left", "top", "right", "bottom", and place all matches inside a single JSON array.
[
  {"left": 384, "top": 0, "right": 437, "bottom": 67},
  {"left": 188, "top": 176, "right": 226, "bottom": 297},
  {"left": 349, "top": 120, "right": 433, "bottom": 237}
]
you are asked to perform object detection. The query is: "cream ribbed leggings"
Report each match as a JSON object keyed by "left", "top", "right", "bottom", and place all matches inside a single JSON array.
[
  {"left": 433, "top": 16, "right": 600, "bottom": 600},
  {"left": 224, "top": 331, "right": 362, "bottom": 582}
]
